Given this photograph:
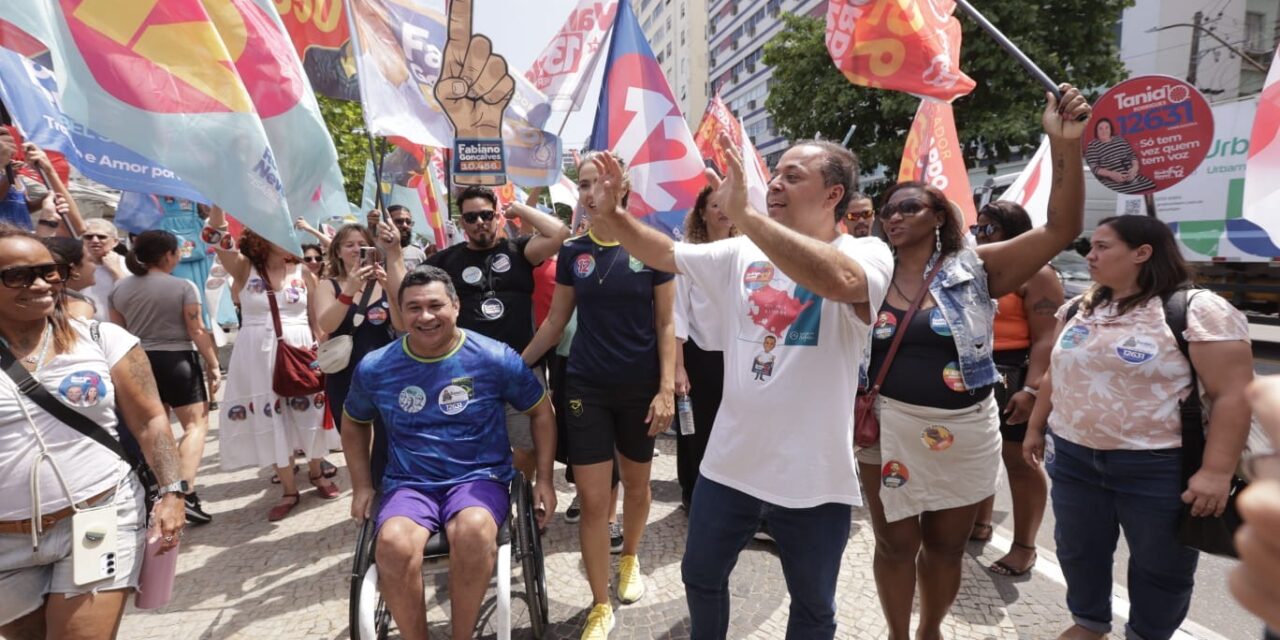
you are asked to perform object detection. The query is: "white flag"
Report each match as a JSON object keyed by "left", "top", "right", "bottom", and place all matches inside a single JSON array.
[{"left": 526, "top": 0, "right": 616, "bottom": 112}]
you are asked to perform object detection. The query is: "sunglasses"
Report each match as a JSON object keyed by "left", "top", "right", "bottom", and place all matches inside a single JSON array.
[
  {"left": 36, "top": 219, "right": 61, "bottom": 229},
  {"left": 876, "top": 198, "right": 934, "bottom": 220},
  {"left": 461, "top": 210, "right": 496, "bottom": 224},
  {"left": 302, "top": 256, "right": 324, "bottom": 263},
  {"left": 845, "top": 210, "right": 873, "bottom": 222},
  {"left": 82, "top": 233, "right": 111, "bottom": 241},
  {"left": 969, "top": 223, "right": 1001, "bottom": 237},
  {"left": 392, "top": 217, "right": 414, "bottom": 227},
  {"left": 0, "top": 262, "right": 71, "bottom": 289}
]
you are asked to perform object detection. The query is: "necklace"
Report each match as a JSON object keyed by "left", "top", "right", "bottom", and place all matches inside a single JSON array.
[
  {"left": 595, "top": 244, "right": 622, "bottom": 285},
  {"left": 22, "top": 322, "right": 52, "bottom": 370}
]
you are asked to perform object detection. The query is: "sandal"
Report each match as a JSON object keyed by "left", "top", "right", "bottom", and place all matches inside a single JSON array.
[
  {"left": 988, "top": 541, "right": 1038, "bottom": 577},
  {"left": 270, "top": 464, "right": 300, "bottom": 484},
  {"left": 310, "top": 474, "right": 341, "bottom": 499},
  {"left": 270, "top": 460, "right": 337, "bottom": 483},
  {"left": 268, "top": 493, "right": 300, "bottom": 522},
  {"left": 969, "top": 522, "right": 993, "bottom": 543}
]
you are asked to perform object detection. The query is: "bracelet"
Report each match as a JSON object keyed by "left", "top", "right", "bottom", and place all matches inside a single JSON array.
[
  {"left": 337, "top": 292, "right": 355, "bottom": 305},
  {"left": 1021, "top": 385, "right": 1039, "bottom": 398}
]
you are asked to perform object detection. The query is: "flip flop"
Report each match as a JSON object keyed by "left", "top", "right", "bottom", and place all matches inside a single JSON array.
[{"left": 989, "top": 542, "right": 1038, "bottom": 577}]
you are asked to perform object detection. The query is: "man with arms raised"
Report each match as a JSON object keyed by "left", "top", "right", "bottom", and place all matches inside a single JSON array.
[
  {"left": 342, "top": 266, "right": 557, "bottom": 640},
  {"left": 427, "top": 186, "right": 570, "bottom": 479},
  {"left": 586, "top": 135, "right": 892, "bottom": 638}
]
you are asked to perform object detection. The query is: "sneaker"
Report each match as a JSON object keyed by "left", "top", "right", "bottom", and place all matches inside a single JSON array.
[
  {"left": 616, "top": 554, "right": 646, "bottom": 604},
  {"left": 609, "top": 522, "right": 624, "bottom": 553},
  {"left": 753, "top": 521, "right": 774, "bottom": 543},
  {"left": 184, "top": 492, "right": 213, "bottom": 525},
  {"left": 565, "top": 495, "right": 582, "bottom": 523},
  {"left": 580, "top": 603, "right": 615, "bottom": 639}
]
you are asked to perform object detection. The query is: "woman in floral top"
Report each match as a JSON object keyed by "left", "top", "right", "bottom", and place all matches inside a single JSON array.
[{"left": 1024, "top": 215, "right": 1254, "bottom": 640}]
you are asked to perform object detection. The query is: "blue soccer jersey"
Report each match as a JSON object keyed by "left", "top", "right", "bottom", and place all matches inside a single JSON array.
[{"left": 343, "top": 331, "right": 546, "bottom": 494}]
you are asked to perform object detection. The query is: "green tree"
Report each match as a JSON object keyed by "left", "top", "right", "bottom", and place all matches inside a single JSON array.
[
  {"left": 764, "top": 3, "right": 1131, "bottom": 178},
  {"left": 317, "top": 95, "right": 369, "bottom": 204}
]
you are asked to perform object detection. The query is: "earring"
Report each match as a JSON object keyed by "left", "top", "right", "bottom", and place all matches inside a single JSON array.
[{"left": 934, "top": 226, "right": 942, "bottom": 255}]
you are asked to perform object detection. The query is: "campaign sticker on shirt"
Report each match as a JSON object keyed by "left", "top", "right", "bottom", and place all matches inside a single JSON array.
[
  {"left": 628, "top": 255, "right": 645, "bottom": 272},
  {"left": 263, "top": 401, "right": 274, "bottom": 417},
  {"left": 873, "top": 311, "right": 897, "bottom": 340},
  {"left": 58, "top": 371, "right": 105, "bottom": 407},
  {"left": 179, "top": 237, "right": 195, "bottom": 259},
  {"left": 289, "top": 396, "right": 311, "bottom": 412},
  {"left": 366, "top": 306, "right": 388, "bottom": 325},
  {"left": 313, "top": 393, "right": 326, "bottom": 409},
  {"left": 227, "top": 405, "right": 247, "bottom": 421},
  {"left": 921, "top": 425, "right": 955, "bottom": 451},
  {"left": 480, "top": 297, "right": 505, "bottom": 320},
  {"left": 246, "top": 278, "right": 266, "bottom": 294},
  {"left": 569, "top": 399, "right": 584, "bottom": 417},
  {"left": 438, "top": 384, "right": 471, "bottom": 415},
  {"left": 742, "top": 261, "right": 774, "bottom": 291},
  {"left": 399, "top": 385, "right": 427, "bottom": 413},
  {"left": 929, "top": 308, "right": 952, "bottom": 337},
  {"left": 1059, "top": 324, "right": 1090, "bottom": 349},
  {"left": 462, "top": 266, "right": 483, "bottom": 285},
  {"left": 1115, "top": 335, "right": 1159, "bottom": 364},
  {"left": 573, "top": 253, "right": 595, "bottom": 278},
  {"left": 942, "top": 362, "right": 966, "bottom": 392},
  {"left": 490, "top": 254, "right": 512, "bottom": 273},
  {"left": 274, "top": 399, "right": 282, "bottom": 414},
  {"left": 283, "top": 287, "right": 302, "bottom": 304},
  {"left": 290, "top": 279, "right": 304, "bottom": 289},
  {"left": 882, "top": 460, "right": 909, "bottom": 488}
]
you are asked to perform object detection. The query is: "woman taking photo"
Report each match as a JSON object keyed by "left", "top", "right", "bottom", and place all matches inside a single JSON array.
[
  {"left": 522, "top": 151, "right": 676, "bottom": 639},
  {"left": 858, "top": 86, "right": 1090, "bottom": 640},
  {"left": 206, "top": 207, "right": 340, "bottom": 522},
  {"left": 108, "top": 230, "right": 222, "bottom": 525},
  {"left": 969, "top": 202, "right": 1063, "bottom": 576},
  {"left": 1024, "top": 215, "right": 1253, "bottom": 640},
  {"left": 0, "top": 226, "right": 185, "bottom": 639},
  {"left": 673, "top": 185, "right": 737, "bottom": 511}
]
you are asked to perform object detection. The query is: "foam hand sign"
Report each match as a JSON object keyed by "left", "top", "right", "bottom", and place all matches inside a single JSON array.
[{"left": 435, "top": 0, "right": 515, "bottom": 186}]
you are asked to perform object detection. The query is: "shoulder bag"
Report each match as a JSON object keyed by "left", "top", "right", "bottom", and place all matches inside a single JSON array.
[
  {"left": 855, "top": 259, "right": 945, "bottom": 448},
  {"left": 316, "top": 282, "right": 375, "bottom": 375},
  {"left": 265, "top": 283, "right": 325, "bottom": 397}
]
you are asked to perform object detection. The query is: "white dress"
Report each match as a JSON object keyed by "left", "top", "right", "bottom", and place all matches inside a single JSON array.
[{"left": 219, "top": 265, "right": 335, "bottom": 470}]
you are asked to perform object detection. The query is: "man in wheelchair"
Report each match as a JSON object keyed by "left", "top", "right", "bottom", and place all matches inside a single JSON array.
[{"left": 341, "top": 266, "right": 556, "bottom": 640}]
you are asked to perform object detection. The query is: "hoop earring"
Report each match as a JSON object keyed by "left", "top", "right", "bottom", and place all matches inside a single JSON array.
[{"left": 935, "top": 226, "right": 942, "bottom": 255}]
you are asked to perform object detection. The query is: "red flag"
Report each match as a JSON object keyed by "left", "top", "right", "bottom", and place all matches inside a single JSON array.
[
  {"left": 693, "top": 94, "right": 770, "bottom": 213},
  {"left": 898, "top": 99, "right": 976, "bottom": 224},
  {"left": 826, "top": 0, "right": 975, "bottom": 102},
  {"left": 273, "top": 0, "right": 357, "bottom": 101}
]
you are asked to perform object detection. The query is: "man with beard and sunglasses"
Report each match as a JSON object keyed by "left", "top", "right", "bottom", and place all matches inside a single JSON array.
[
  {"left": 426, "top": 186, "right": 569, "bottom": 480},
  {"left": 387, "top": 204, "right": 430, "bottom": 270}
]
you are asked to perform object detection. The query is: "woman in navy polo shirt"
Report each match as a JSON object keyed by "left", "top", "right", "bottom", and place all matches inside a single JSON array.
[{"left": 523, "top": 151, "right": 676, "bottom": 638}]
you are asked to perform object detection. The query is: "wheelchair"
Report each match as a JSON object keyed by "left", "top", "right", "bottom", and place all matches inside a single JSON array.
[{"left": 348, "top": 473, "right": 549, "bottom": 639}]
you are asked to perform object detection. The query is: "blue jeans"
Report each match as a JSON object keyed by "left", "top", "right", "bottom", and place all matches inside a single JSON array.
[
  {"left": 1046, "top": 431, "right": 1199, "bottom": 640},
  {"left": 681, "top": 476, "right": 851, "bottom": 639}
]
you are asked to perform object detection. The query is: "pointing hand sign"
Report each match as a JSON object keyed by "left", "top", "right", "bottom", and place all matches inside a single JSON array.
[{"left": 435, "top": 0, "right": 514, "bottom": 186}]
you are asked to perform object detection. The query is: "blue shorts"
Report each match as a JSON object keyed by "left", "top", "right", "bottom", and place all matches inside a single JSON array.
[{"left": 375, "top": 480, "right": 509, "bottom": 535}]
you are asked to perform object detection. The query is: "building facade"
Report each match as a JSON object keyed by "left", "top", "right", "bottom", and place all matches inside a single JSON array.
[{"left": 636, "top": 0, "right": 711, "bottom": 133}]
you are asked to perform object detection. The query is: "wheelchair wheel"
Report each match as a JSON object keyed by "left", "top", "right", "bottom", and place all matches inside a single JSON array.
[
  {"left": 349, "top": 518, "right": 392, "bottom": 640},
  {"left": 514, "top": 476, "right": 549, "bottom": 638}
]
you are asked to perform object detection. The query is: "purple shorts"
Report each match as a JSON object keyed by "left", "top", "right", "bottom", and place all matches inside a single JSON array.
[{"left": 375, "top": 480, "right": 509, "bottom": 535}]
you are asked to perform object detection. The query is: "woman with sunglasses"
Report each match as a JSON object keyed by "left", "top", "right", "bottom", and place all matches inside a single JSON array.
[
  {"left": 107, "top": 230, "right": 221, "bottom": 525},
  {"left": 205, "top": 206, "right": 340, "bottom": 522},
  {"left": 522, "top": 151, "right": 676, "bottom": 637},
  {"left": 1023, "top": 216, "right": 1253, "bottom": 640},
  {"left": 42, "top": 236, "right": 98, "bottom": 320},
  {"left": 964, "top": 202, "right": 1064, "bottom": 577},
  {"left": 300, "top": 243, "right": 325, "bottom": 278},
  {"left": 859, "top": 86, "right": 1091, "bottom": 640},
  {"left": 0, "top": 225, "right": 186, "bottom": 639}
]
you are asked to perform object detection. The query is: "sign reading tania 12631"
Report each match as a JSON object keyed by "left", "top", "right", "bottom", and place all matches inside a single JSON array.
[{"left": 1083, "top": 75, "right": 1215, "bottom": 195}]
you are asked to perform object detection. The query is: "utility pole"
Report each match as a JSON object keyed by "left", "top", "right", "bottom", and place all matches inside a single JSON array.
[{"left": 1187, "top": 10, "right": 1203, "bottom": 85}]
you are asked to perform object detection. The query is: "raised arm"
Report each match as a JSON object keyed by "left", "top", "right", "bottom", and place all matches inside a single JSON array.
[
  {"left": 295, "top": 217, "right": 332, "bottom": 250},
  {"left": 205, "top": 206, "right": 250, "bottom": 283},
  {"left": 585, "top": 154, "right": 680, "bottom": 274},
  {"left": 26, "top": 144, "right": 85, "bottom": 237},
  {"left": 521, "top": 283, "right": 575, "bottom": 366},
  {"left": 979, "top": 85, "right": 1091, "bottom": 298},
  {"left": 508, "top": 196, "right": 571, "bottom": 264}
]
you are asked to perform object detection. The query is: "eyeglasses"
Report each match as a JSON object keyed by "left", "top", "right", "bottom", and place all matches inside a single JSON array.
[
  {"left": 302, "top": 256, "right": 324, "bottom": 263},
  {"left": 82, "top": 233, "right": 111, "bottom": 241},
  {"left": 845, "top": 209, "right": 873, "bottom": 222},
  {"left": 392, "top": 217, "right": 414, "bottom": 227},
  {"left": 969, "top": 223, "right": 1001, "bottom": 237},
  {"left": 461, "top": 210, "right": 496, "bottom": 224},
  {"left": 0, "top": 262, "right": 71, "bottom": 289},
  {"left": 36, "top": 219, "right": 61, "bottom": 229},
  {"left": 876, "top": 198, "right": 933, "bottom": 220}
]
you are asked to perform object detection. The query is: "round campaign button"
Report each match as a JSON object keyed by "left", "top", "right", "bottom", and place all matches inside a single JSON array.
[
  {"left": 462, "top": 266, "right": 483, "bottom": 285},
  {"left": 480, "top": 297, "right": 505, "bottom": 320},
  {"left": 490, "top": 254, "right": 511, "bottom": 273}
]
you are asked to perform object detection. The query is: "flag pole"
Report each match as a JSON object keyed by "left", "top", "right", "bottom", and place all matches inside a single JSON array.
[
  {"left": 954, "top": 0, "right": 1063, "bottom": 101},
  {"left": 366, "top": 133, "right": 386, "bottom": 212}
]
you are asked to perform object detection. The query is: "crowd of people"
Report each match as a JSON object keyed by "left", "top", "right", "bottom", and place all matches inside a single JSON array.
[{"left": 1, "top": 83, "right": 1279, "bottom": 640}]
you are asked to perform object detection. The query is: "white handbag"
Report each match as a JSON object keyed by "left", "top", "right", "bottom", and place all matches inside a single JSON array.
[{"left": 316, "top": 335, "right": 353, "bottom": 374}]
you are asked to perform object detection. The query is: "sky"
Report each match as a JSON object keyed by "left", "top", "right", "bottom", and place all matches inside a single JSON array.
[{"left": 474, "top": 0, "right": 610, "bottom": 151}]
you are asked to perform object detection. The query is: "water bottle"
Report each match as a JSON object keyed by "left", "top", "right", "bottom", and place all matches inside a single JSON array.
[{"left": 676, "top": 394, "right": 695, "bottom": 436}]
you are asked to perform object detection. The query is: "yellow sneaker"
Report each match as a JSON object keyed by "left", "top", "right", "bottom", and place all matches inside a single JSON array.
[
  {"left": 617, "top": 554, "right": 646, "bottom": 604},
  {"left": 581, "top": 603, "right": 615, "bottom": 639}
]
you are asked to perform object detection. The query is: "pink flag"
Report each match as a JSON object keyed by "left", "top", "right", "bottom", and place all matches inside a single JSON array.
[
  {"left": 693, "top": 94, "right": 770, "bottom": 214},
  {"left": 527, "top": 0, "right": 617, "bottom": 112},
  {"left": 1244, "top": 42, "right": 1280, "bottom": 243},
  {"left": 998, "top": 136, "right": 1051, "bottom": 226}
]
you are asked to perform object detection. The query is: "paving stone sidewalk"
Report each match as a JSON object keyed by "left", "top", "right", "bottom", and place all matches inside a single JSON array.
[{"left": 115, "top": 405, "right": 1135, "bottom": 640}]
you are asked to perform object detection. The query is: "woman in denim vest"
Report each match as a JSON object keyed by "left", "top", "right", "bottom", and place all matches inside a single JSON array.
[{"left": 857, "top": 85, "right": 1091, "bottom": 640}]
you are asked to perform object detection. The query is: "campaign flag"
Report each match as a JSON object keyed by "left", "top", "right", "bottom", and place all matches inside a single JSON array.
[
  {"left": 589, "top": 0, "right": 704, "bottom": 236},
  {"left": 113, "top": 191, "right": 168, "bottom": 234},
  {"left": 273, "top": 0, "right": 358, "bottom": 101},
  {"left": 694, "top": 94, "right": 770, "bottom": 213},
  {"left": 999, "top": 135, "right": 1051, "bottom": 226},
  {"left": 898, "top": 98, "right": 977, "bottom": 224},
  {"left": 347, "top": 0, "right": 562, "bottom": 187},
  {"left": 527, "top": 0, "right": 616, "bottom": 112},
  {"left": 0, "top": 48, "right": 206, "bottom": 202},
  {"left": 0, "top": 18, "right": 51, "bottom": 68},
  {"left": 0, "top": 0, "right": 346, "bottom": 254},
  {"left": 825, "top": 0, "right": 975, "bottom": 102},
  {"left": 1243, "top": 42, "right": 1280, "bottom": 247}
]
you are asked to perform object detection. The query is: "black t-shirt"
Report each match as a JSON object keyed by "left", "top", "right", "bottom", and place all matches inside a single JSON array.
[
  {"left": 427, "top": 236, "right": 539, "bottom": 352},
  {"left": 555, "top": 233, "right": 674, "bottom": 385},
  {"left": 867, "top": 303, "right": 992, "bottom": 410}
]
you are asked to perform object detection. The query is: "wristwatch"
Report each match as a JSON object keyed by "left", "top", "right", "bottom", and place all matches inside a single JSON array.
[{"left": 158, "top": 480, "right": 191, "bottom": 496}]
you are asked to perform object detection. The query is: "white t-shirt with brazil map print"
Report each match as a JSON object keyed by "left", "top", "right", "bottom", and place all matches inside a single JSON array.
[{"left": 674, "top": 234, "right": 893, "bottom": 508}]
